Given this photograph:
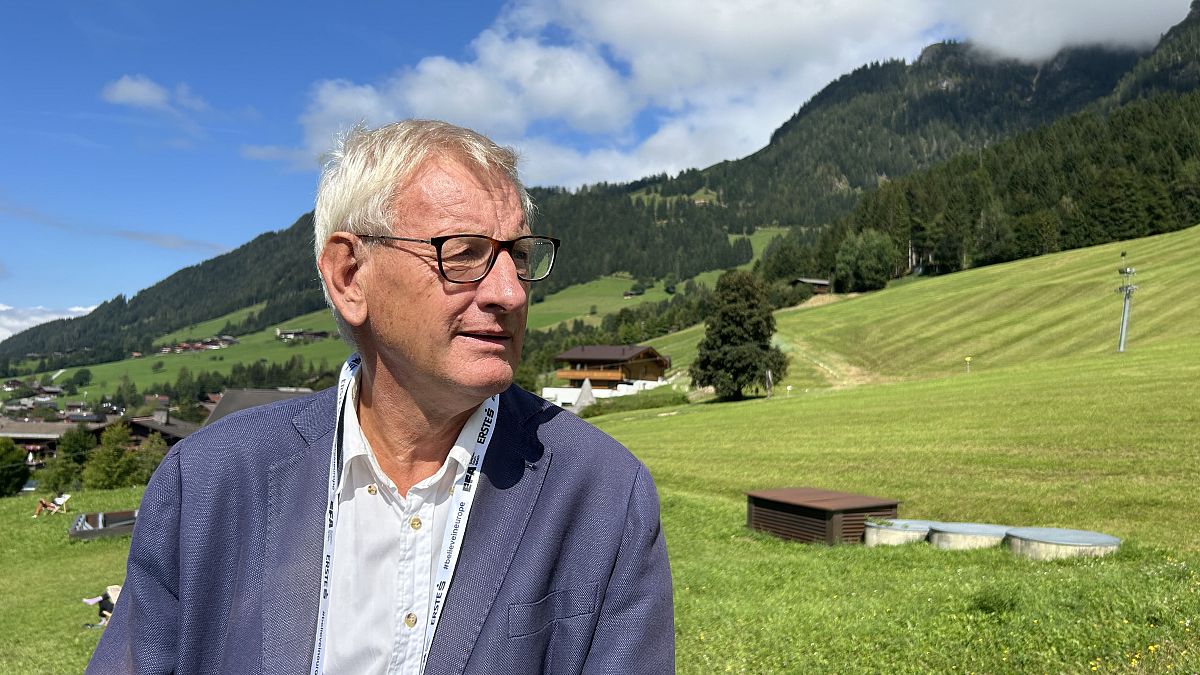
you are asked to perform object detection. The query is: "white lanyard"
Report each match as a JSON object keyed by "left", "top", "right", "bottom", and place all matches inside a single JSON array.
[{"left": 309, "top": 355, "right": 499, "bottom": 675}]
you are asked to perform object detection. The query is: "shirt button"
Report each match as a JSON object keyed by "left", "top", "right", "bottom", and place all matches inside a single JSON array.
[
  {"left": 404, "top": 612, "right": 418, "bottom": 628},
  {"left": 410, "top": 516, "right": 422, "bottom": 530},
  {"left": 366, "top": 484, "right": 377, "bottom": 495}
]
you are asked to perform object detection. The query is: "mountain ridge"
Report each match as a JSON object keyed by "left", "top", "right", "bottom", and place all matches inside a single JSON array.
[{"left": 4, "top": 8, "right": 1197, "bottom": 373}]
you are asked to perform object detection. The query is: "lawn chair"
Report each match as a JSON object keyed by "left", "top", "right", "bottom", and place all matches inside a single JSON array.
[{"left": 33, "top": 494, "right": 71, "bottom": 518}]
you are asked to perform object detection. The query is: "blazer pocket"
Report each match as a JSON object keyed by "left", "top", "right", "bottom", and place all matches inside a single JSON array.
[{"left": 508, "top": 582, "right": 598, "bottom": 638}]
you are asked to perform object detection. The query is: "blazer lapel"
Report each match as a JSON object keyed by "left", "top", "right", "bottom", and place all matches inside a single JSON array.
[
  {"left": 424, "top": 395, "right": 551, "bottom": 675},
  {"left": 262, "top": 394, "right": 336, "bottom": 675}
]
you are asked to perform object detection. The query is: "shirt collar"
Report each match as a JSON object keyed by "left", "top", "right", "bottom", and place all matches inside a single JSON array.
[{"left": 337, "top": 368, "right": 481, "bottom": 494}]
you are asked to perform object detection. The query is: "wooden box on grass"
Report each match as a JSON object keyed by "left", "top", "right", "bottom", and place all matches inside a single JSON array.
[{"left": 747, "top": 487, "right": 899, "bottom": 544}]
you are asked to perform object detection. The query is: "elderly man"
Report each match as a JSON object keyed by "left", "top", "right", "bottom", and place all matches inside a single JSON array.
[{"left": 88, "top": 120, "right": 674, "bottom": 674}]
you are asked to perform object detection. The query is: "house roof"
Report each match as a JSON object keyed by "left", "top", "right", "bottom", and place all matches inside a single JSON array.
[
  {"left": 0, "top": 417, "right": 114, "bottom": 441},
  {"left": 554, "top": 345, "right": 670, "bottom": 368},
  {"left": 204, "top": 388, "right": 314, "bottom": 427},
  {"left": 128, "top": 416, "right": 201, "bottom": 441}
]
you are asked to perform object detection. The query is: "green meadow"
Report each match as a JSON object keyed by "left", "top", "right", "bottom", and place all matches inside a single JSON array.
[
  {"left": 7, "top": 226, "right": 1199, "bottom": 672},
  {"left": 155, "top": 302, "right": 265, "bottom": 345},
  {"left": 600, "top": 226, "right": 1200, "bottom": 672},
  {"left": 527, "top": 226, "right": 787, "bottom": 330},
  {"left": 56, "top": 308, "right": 350, "bottom": 399}
]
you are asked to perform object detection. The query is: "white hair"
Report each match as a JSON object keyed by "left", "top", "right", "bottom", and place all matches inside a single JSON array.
[{"left": 313, "top": 120, "right": 534, "bottom": 348}]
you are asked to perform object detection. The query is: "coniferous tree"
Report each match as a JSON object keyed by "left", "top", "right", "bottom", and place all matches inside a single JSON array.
[{"left": 690, "top": 271, "right": 788, "bottom": 400}]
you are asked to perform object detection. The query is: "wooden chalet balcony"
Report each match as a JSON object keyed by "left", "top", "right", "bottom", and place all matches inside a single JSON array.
[{"left": 555, "top": 368, "right": 625, "bottom": 382}]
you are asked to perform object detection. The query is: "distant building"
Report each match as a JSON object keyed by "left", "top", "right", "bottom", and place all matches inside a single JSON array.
[
  {"left": 790, "top": 277, "right": 832, "bottom": 294},
  {"left": 0, "top": 416, "right": 114, "bottom": 462},
  {"left": 554, "top": 345, "right": 671, "bottom": 388},
  {"left": 276, "top": 328, "right": 330, "bottom": 342},
  {"left": 542, "top": 345, "right": 671, "bottom": 408},
  {"left": 128, "top": 409, "right": 200, "bottom": 447},
  {"left": 144, "top": 394, "right": 171, "bottom": 407}
]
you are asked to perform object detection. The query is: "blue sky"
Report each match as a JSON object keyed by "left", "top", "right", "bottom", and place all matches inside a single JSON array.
[{"left": 0, "top": 0, "right": 1190, "bottom": 341}]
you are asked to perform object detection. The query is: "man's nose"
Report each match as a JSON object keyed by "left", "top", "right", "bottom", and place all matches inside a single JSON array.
[{"left": 476, "top": 250, "right": 528, "bottom": 312}]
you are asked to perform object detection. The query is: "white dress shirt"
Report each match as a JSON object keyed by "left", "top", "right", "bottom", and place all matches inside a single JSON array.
[{"left": 323, "top": 373, "right": 475, "bottom": 674}]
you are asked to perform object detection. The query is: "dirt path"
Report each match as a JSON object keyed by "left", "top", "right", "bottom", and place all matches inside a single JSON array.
[
  {"left": 775, "top": 294, "right": 889, "bottom": 389},
  {"left": 782, "top": 338, "right": 893, "bottom": 389}
]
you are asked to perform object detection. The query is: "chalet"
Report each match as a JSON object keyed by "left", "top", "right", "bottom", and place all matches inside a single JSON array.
[
  {"left": 790, "top": 277, "right": 832, "bottom": 294},
  {"left": 3, "top": 379, "right": 24, "bottom": 392},
  {"left": 31, "top": 397, "right": 59, "bottom": 410},
  {"left": 554, "top": 345, "right": 671, "bottom": 387},
  {"left": 3, "top": 399, "right": 31, "bottom": 414},
  {"left": 543, "top": 345, "right": 672, "bottom": 408},
  {"left": 0, "top": 417, "right": 113, "bottom": 461}
]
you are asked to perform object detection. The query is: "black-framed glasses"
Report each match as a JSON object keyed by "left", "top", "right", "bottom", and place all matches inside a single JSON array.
[{"left": 359, "top": 233, "right": 561, "bottom": 283}]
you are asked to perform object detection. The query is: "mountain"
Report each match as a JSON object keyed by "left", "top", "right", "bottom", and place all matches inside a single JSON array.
[
  {"left": 1102, "top": 0, "right": 1200, "bottom": 107},
  {"left": 653, "top": 42, "right": 1144, "bottom": 231},
  {"left": 752, "top": 1, "right": 1200, "bottom": 283},
  {"left": 5, "top": 7, "right": 1198, "bottom": 373},
  {"left": 0, "top": 214, "right": 326, "bottom": 370}
]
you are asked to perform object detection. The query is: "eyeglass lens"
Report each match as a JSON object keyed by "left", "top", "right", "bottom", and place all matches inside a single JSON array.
[{"left": 439, "top": 236, "right": 556, "bottom": 282}]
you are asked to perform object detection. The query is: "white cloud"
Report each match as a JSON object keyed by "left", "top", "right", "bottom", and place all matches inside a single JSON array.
[
  {"left": 249, "top": 0, "right": 1192, "bottom": 187},
  {"left": 0, "top": 305, "right": 94, "bottom": 342},
  {"left": 100, "top": 75, "right": 215, "bottom": 140},
  {"left": 939, "top": 0, "right": 1186, "bottom": 62},
  {"left": 0, "top": 198, "right": 227, "bottom": 254},
  {"left": 173, "top": 83, "right": 209, "bottom": 112},
  {"left": 101, "top": 74, "right": 171, "bottom": 110},
  {"left": 469, "top": 30, "right": 637, "bottom": 133}
]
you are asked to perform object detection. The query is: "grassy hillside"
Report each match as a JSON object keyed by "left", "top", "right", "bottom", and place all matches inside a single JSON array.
[
  {"left": 60, "top": 308, "right": 348, "bottom": 398},
  {"left": 44, "top": 227, "right": 789, "bottom": 395},
  {"left": 590, "top": 227, "right": 1200, "bottom": 670},
  {"left": 2, "top": 487, "right": 145, "bottom": 672},
  {"left": 655, "top": 225, "right": 1200, "bottom": 390},
  {"left": 155, "top": 303, "right": 265, "bottom": 346},
  {"left": 8, "top": 227, "right": 1200, "bottom": 672},
  {"left": 528, "top": 226, "right": 786, "bottom": 330},
  {"left": 592, "top": 334, "right": 1200, "bottom": 671}
]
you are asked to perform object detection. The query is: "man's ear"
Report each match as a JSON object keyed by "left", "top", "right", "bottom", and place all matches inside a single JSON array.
[{"left": 318, "top": 232, "right": 369, "bottom": 327}]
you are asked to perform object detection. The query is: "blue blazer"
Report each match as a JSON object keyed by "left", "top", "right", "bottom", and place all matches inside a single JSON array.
[{"left": 88, "top": 386, "right": 674, "bottom": 674}]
